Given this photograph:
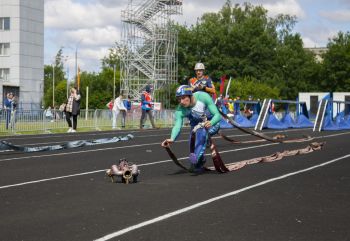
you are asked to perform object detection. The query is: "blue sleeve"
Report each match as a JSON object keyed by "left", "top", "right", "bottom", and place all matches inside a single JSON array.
[
  {"left": 206, "top": 78, "right": 213, "bottom": 88},
  {"left": 127, "top": 101, "right": 131, "bottom": 110},
  {"left": 4, "top": 99, "right": 11, "bottom": 108},
  {"left": 123, "top": 100, "right": 131, "bottom": 110}
]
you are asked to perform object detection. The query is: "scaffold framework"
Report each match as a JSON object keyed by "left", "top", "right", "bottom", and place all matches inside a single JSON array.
[{"left": 120, "top": 0, "right": 182, "bottom": 107}]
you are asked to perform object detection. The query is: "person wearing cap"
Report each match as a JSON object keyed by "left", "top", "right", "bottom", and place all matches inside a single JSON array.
[
  {"left": 189, "top": 63, "right": 216, "bottom": 96},
  {"left": 140, "top": 85, "right": 156, "bottom": 129},
  {"left": 161, "top": 85, "right": 222, "bottom": 173}
]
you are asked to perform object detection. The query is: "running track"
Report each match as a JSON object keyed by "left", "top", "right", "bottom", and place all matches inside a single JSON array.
[{"left": 0, "top": 128, "right": 349, "bottom": 241}]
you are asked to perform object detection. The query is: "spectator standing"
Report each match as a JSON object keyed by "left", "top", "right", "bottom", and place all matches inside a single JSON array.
[
  {"left": 122, "top": 96, "right": 132, "bottom": 128},
  {"left": 45, "top": 106, "right": 54, "bottom": 121},
  {"left": 10, "top": 95, "right": 18, "bottom": 128},
  {"left": 106, "top": 99, "right": 114, "bottom": 120},
  {"left": 65, "top": 87, "right": 81, "bottom": 133},
  {"left": 228, "top": 98, "right": 234, "bottom": 115},
  {"left": 140, "top": 85, "right": 156, "bottom": 129},
  {"left": 244, "top": 95, "right": 254, "bottom": 119},
  {"left": 4, "top": 92, "right": 13, "bottom": 129},
  {"left": 112, "top": 94, "right": 127, "bottom": 129},
  {"left": 234, "top": 96, "right": 241, "bottom": 115}
]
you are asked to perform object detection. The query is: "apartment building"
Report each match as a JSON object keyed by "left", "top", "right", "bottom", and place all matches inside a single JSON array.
[{"left": 0, "top": 0, "right": 44, "bottom": 109}]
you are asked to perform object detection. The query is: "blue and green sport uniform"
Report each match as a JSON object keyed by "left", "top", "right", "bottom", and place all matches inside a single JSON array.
[{"left": 170, "top": 92, "right": 222, "bottom": 171}]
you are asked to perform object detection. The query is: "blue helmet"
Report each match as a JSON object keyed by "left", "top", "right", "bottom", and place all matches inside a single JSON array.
[{"left": 176, "top": 85, "right": 193, "bottom": 97}]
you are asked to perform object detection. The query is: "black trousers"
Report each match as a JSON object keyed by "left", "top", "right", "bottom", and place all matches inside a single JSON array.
[
  {"left": 65, "top": 112, "right": 78, "bottom": 130},
  {"left": 121, "top": 110, "right": 126, "bottom": 127}
]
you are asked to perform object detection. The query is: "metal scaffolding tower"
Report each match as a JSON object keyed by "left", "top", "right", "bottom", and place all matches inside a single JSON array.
[{"left": 120, "top": 0, "right": 182, "bottom": 107}]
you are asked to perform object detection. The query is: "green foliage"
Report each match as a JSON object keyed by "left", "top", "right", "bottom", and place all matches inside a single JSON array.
[
  {"left": 227, "top": 77, "right": 280, "bottom": 100},
  {"left": 43, "top": 47, "right": 120, "bottom": 109},
  {"left": 43, "top": 47, "right": 67, "bottom": 107},
  {"left": 78, "top": 68, "right": 120, "bottom": 109},
  {"left": 275, "top": 33, "right": 321, "bottom": 99},
  {"left": 176, "top": 1, "right": 322, "bottom": 100},
  {"left": 154, "top": 83, "right": 178, "bottom": 109},
  {"left": 321, "top": 31, "right": 350, "bottom": 91}
]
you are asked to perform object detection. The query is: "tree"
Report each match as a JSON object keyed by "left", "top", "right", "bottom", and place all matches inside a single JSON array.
[
  {"left": 176, "top": 1, "right": 321, "bottom": 100},
  {"left": 275, "top": 33, "right": 321, "bottom": 99},
  {"left": 43, "top": 48, "right": 67, "bottom": 107},
  {"left": 227, "top": 77, "right": 280, "bottom": 100},
  {"left": 321, "top": 31, "right": 350, "bottom": 92}
]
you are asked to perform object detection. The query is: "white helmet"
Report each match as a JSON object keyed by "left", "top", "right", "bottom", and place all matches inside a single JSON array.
[{"left": 194, "top": 63, "right": 205, "bottom": 70}]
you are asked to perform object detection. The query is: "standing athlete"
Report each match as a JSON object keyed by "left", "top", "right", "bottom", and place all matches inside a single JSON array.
[{"left": 189, "top": 63, "right": 216, "bottom": 96}]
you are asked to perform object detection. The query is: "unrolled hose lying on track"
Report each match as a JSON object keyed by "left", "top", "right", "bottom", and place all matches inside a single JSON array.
[
  {"left": 219, "top": 110, "right": 314, "bottom": 143},
  {"left": 0, "top": 134, "right": 134, "bottom": 153},
  {"left": 164, "top": 116, "right": 324, "bottom": 173},
  {"left": 205, "top": 141, "right": 325, "bottom": 172}
]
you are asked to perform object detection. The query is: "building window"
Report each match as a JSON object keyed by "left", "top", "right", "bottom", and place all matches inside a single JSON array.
[
  {"left": 0, "top": 17, "right": 10, "bottom": 30},
  {"left": 0, "top": 43, "right": 10, "bottom": 55},
  {"left": 0, "top": 68, "right": 10, "bottom": 81}
]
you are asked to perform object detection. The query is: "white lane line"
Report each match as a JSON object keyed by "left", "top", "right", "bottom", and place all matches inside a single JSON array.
[
  {"left": 94, "top": 153, "right": 350, "bottom": 241},
  {"left": 0, "top": 142, "right": 162, "bottom": 162},
  {"left": 0, "top": 129, "right": 288, "bottom": 161},
  {"left": 0, "top": 128, "right": 332, "bottom": 162},
  {"left": 0, "top": 133, "right": 186, "bottom": 147},
  {"left": 0, "top": 131, "right": 348, "bottom": 190},
  {"left": 0, "top": 143, "right": 275, "bottom": 190},
  {"left": 0, "top": 170, "right": 104, "bottom": 190},
  {"left": 1, "top": 128, "right": 303, "bottom": 146},
  {"left": 0, "top": 128, "right": 174, "bottom": 141}
]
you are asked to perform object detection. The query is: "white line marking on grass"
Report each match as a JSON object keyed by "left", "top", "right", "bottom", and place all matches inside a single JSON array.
[{"left": 94, "top": 153, "right": 350, "bottom": 241}]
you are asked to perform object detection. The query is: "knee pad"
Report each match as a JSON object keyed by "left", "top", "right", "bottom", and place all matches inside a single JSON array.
[{"left": 189, "top": 153, "right": 198, "bottom": 164}]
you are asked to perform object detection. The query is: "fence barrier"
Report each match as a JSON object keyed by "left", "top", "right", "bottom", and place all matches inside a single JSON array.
[{"left": 0, "top": 108, "right": 175, "bottom": 135}]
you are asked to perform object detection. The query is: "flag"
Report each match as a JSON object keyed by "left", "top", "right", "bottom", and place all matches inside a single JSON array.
[
  {"left": 77, "top": 66, "right": 81, "bottom": 90},
  {"left": 219, "top": 75, "right": 227, "bottom": 95},
  {"left": 225, "top": 77, "right": 232, "bottom": 98}
]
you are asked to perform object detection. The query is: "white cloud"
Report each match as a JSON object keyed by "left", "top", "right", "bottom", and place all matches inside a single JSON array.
[
  {"left": 44, "top": 0, "right": 122, "bottom": 73},
  {"left": 174, "top": 2, "right": 220, "bottom": 25},
  {"left": 59, "top": 26, "right": 120, "bottom": 47},
  {"left": 45, "top": 0, "right": 123, "bottom": 29},
  {"left": 44, "top": 0, "right": 348, "bottom": 73},
  {"left": 263, "top": 0, "right": 305, "bottom": 18},
  {"left": 299, "top": 24, "right": 339, "bottom": 47},
  {"left": 320, "top": 9, "right": 350, "bottom": 22},
  {"left": 302, "top": 37, "right": 318, "bottom": 48},
  {"left": 174, "top": 0, "right": 305, "bottom": 26}
]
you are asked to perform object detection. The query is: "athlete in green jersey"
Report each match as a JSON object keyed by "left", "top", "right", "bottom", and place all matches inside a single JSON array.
[{"left": 161, "top": 85, "right": 222, "bottom": 172}]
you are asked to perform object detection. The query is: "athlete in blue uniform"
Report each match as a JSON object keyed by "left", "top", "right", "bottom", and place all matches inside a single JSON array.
[{"left": 161, "top": 85, "right": 222, "bottom": 172}]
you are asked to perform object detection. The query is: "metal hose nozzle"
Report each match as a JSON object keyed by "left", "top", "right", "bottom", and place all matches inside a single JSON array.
[{"left": 123, "top": 169, "right": 133, "bottom": 184}]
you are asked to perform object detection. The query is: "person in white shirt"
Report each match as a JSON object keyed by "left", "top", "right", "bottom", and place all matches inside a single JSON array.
[{"left": 112, "top": 94, "right": 127, "bottom": 129}]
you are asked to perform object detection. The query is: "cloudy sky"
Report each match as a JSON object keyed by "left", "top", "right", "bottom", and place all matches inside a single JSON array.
[{"left": 44, "top": 0, "right": 350, "bottom": 75}]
